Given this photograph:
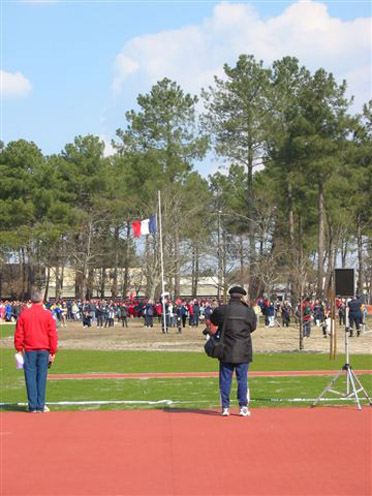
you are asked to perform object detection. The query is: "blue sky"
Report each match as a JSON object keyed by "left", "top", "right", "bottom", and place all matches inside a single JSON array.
[{"left": 1, "top": 0, "right": 371, "bottom": 175}]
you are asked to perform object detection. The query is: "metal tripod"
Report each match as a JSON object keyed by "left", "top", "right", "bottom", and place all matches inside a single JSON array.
[{"left": 312, "top": 327, "right": 372, "bottom": 410}]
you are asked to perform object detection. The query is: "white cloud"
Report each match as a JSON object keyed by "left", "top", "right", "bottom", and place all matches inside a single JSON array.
[
  {"left": 99, "top": 135, "right": 115, "bottom": 157},
  {"left": 112, "top": 55, "right": 140, "bottom": 95},
  {"left": 112, "top": 0, "right": 371, "bottom": 111},
  {"left": 1, "top": 70, "right": 32, "bottom": 98}
]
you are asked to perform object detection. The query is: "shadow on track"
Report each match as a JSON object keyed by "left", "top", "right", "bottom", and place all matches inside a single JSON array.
[{"left": 162, "top": 407, "right": 221, "bottom": 416}]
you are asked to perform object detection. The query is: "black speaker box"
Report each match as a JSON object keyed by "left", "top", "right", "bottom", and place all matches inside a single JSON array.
[{"left": 335, "top": 269, "right": 354, "bottom": 297}]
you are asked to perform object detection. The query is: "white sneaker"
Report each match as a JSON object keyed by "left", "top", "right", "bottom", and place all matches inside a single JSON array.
[
  {"left": 43, "top": 405, "right": 50, "bottom": 413},
  {"left": 222, "top": 408, "right": 230, "bottom": 417},
  {"left": 239, "top": 406, "right": 251, "bottom": 417}
]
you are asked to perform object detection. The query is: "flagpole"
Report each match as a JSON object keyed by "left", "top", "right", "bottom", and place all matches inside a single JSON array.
[{"left": 158, "top": 190, "right": 167, "bottom": 333}]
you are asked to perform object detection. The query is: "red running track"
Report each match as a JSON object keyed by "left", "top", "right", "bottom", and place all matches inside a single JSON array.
[
  {"left": 2, "top": 408, "right": 371, "bottom": 495},
  {"left": 47, "top": 370, "right": 372, "bottom": 380}
]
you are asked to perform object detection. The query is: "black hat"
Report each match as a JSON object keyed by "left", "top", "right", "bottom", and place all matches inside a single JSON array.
[{"left": 228, "top": 286, "right": 247, "bottom": 296}]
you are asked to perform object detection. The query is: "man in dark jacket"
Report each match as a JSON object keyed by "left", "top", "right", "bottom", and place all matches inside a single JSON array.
[
  {"left": 208, "top": 286, "right": 257, "bottom": 417},
  {"left": 348, "top": 296, "right": 362, "bottom": 337}
]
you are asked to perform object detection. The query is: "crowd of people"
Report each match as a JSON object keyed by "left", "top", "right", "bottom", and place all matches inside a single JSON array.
[
  {"left": 48, "top": 298, "right": 215, "bottom": 332},
  {"left": 1, "top": 294, "right": 369, "bottom": 337},
  {"left": 253, "top": 295, "right": 368, "bottom": 338},
  {"left": 0, "top": 298, "right": 217, "bottom": 332}
]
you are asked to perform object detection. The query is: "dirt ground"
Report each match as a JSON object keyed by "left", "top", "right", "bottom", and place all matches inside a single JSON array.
[{"left": 3, "top": 317, "right": 372, "bottom": 354}]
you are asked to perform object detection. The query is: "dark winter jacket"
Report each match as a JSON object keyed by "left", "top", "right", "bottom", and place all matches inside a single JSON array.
[
  {"left": 348, "top": 298, "right": 362, "bottom": 316},
  {"left": 209, "top": 298, "right": 257, "bottom": 364}
]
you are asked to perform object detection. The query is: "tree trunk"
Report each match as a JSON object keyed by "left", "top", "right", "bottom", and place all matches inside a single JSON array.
[
  {"left": 26, "top": 247, "right": 35, "bottom": 298},
  {"left": 288, "top": 181, "right": 296, "bottom": 298},
  {"left": 239, "top": 235, "right": 244, "bottom": 284},
  {"left": 317, "top": 183, "right": 325, "bottom": 297},
  {"left": 217, "top": 212, "right": 222, "bottom": 300},
  {"left": 74, "top": 232, "right": 85, "bottom": 300},
  {"left": 112, "top": 226, "right": 120, "bottom": 298},
  {"left": 44, "top": 266, "right": 50, "bottom": 301},
  {"left": 191, "top": 245, "right": 196, "bottom": 298},
  {"left": 167, "top": 239, "right": 174, "bottom": 300},
  {"left": 27, "top": 261, "right": 34, "bottom": 298},
  {"left": 247, "top": 144, "right": 255, "bottom": 299},
  {"left": 191, "top": 244, "right": 199, "bottom": 298},
  {"left": 86, "top": 267, "right": 94, "bottom": 299},
  {"left": 357, "top": 218, "right": 364, "bottom": 297},
  {"left": 20, "top": 248, "right": 27, "bottom": 300},
  {"left": 324, "top": 236, "right": 334, "bottom": 298},
  {"left": 259, "top": 232, "right": 264, "bottom": 257},
  {"left": 75, "top": 271, "right": 84, "bottom": 300},
  {"left": 332, "top": 238, "right": 338, "bottom": 296},
  {"left": 55, "top": 265, "right": 65, "bottom": 300},
  {"left": 174, "top": 221, "right": 180, "bottom": 298},
  {"left": 341, "top": 241, "right": 347, "bottom": 268},
  {"left": 55, "top": 265, "right": 60, "bottom": 300},
  {"left": 194, "top": 245, "right": 199, "bottom": 298},
  {"left": 100, "top": 267, "right": 106, "bottom": 298},
  {"left": 255, "top": 231, "right": 265, "bottom": 300},
  {"left": 60, "top": 265, "right": 65, "bottom": 298},
  {"left": 122, "top": 223, "right": 131, "bottom": 298},
  {"left": 222, "top": 229, "right": 228, "bottom": 303}
]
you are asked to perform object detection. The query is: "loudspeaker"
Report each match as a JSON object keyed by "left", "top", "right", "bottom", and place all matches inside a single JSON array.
[{"left": 335, "top": 269, "right": 355, "bottom": 297}]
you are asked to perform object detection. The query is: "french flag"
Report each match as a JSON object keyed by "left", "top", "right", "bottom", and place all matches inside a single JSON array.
[{"left": 132, "top": 215, "right": 157, "bottom": 237}]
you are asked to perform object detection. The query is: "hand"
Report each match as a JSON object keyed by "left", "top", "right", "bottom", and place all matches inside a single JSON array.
[
  {"left": 49, "top": 353, "right": 56, "bottom": 363},
  {"left": 208, "top": 323, "right": 218, "bottom": 335}
]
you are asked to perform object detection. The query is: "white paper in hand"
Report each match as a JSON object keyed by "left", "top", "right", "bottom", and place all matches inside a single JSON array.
[{"left": 15, "top": 352, "right": 24, "bottom": 369}]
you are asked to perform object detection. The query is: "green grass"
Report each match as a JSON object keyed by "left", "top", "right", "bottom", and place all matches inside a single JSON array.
[
  {"left": 2, "top": 348, "right": 371, "bottom": 375},
  {"left": 1, "top": 349, "right": 371, "bottom": 411},
  {"left": 2, "top": 374, "right": 371, "bottom": 411},
  {"left": 0, "top": 323, "right": 15, "bottom": 338}
]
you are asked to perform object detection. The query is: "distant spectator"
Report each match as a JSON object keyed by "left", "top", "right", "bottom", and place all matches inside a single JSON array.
[
  {"left": 302, "top": 298, "right": 313, "bottom": 338},
  {"left": 266, "top": 302, "right": 275, "bottom": 328},
  {"left": 144, "top": 301, "right": 154, "bottom": 328},
  {"left": 313, "top": 299, "right": 324, "bottom": 327},
  {"left": 193, "top": 300, "right": 200, "bottom": 327},
  {"left": 120, "top": 304, "right": 128, "bottom": 328},
  {"left": 181, "top": 302, "right": 188, "bottom": 328},
  {"left": 155, "top": 302, "right": 162, "bottom": 323},
  {"left": 348, "top": 296, "right": 362, "bottom": 337},
  {"left": 281, "top": 302, "right": 291, "bottom": 327}
]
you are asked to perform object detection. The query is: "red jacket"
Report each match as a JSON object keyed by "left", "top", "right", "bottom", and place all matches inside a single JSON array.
[
  {"left": 14, "top": 304, "right": 58, "bottom": 354},
  {"left": 302, "top": 301, "right": 313, "bottom": 323}
]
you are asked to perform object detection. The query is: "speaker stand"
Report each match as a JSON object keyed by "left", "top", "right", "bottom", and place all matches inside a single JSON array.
[{"left": 311, "top": 328, "right": 372, "bottom": 410}]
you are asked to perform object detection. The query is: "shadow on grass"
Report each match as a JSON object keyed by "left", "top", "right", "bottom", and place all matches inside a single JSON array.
[{"left": 0, "top": 405, "right": 28, "bottom": 412}]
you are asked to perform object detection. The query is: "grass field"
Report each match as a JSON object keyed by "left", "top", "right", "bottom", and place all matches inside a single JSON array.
[
  {"left": 0, "top": 323, "right": 15, "bottom": 338},
  {"left": 1, "top": 345, "right": 371, "bottom": 411}
]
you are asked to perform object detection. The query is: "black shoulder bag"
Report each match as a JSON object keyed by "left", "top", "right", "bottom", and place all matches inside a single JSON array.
[{"left": 204, "top": 306, "right": 229, "bottom": 359}]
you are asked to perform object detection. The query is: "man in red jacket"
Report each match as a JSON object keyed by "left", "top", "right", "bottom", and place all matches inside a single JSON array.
[{"left": 14, "top": 290, "right": 58, "bottom": 413}]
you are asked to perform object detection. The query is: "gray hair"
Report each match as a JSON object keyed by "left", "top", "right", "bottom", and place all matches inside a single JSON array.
[{"left": 31, "top": 289, "right": 43, "bottom": 303}]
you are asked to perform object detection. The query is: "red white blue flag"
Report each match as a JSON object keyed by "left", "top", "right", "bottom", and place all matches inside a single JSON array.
[{"left": 132, "top": 215, "right": 157, "bottom": 237}]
